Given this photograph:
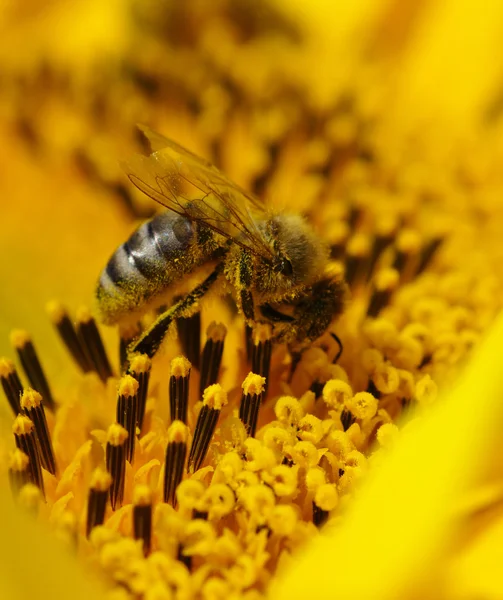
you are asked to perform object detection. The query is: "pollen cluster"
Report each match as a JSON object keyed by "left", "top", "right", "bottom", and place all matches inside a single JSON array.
[{"left": 1, "top": 1, "right": 503, "bottom": 599}]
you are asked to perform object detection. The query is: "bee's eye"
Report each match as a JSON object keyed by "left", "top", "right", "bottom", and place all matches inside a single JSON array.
[{"left": 280, "top": 258, "right": 293, "bottom": 276}]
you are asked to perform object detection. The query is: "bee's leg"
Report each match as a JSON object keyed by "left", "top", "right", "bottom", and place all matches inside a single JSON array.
[
  {"left": 127, "top": 265, "right": 223, "bottom": 360},
  {"left": 330, "top": 332, "right": 343, "bottom": 364}
]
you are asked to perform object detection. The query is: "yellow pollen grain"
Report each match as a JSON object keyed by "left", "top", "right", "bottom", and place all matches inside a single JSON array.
[
  {"left": 176, "top": 480, "right": 206, "bottom": 511},
  {"left": 361, "top": 348, "right": 385, "bottom": 374},
  {"left": 274, "top": 396, "right": 304, "bottom": 425},
  {"left": 415, "top": 374, "right": 438, "bottom": 406},
  {"left": 268, "top": 504, "right": 298, "bottom": 537},
  {"left": 12, "top": 415, "right": 34, "bottom": 436},
  {"left": 9, "top": 449, "right": 30, "bottom": 471},
  {"left": 305, "top": 467, "right": 326, "bottom": 491},
  {"left": 10, "top": 329, "right": 31, "bottom": 349},
  {"left": 346, "top": 392, "right": 378, "bottom": 420},
  {"left": 202, "top": 384, "right": 228, "bottom": 410},
  {"left": 252, "top": 323, "right": 272, "bottom": 344},
  {"left": 20, "top": 388, "right": 43, "bottom": 409},
  {"left": 242, "top": 372, "right": 266, "bottom": 396},
  {"left": 376, "top": 423, "right": 399, "bottom": 449},
  {"left": 396, "top": 229, "right": 421, "bottom": 254},
  {"left": 206, "top": 321, "right": 227, "bottom": 342},
  {"left": 133, "top": 484, "right": 153, "bottom": 506},
  {"left": 373, "top": 363, "right": 400, "bottom": 395},
  {"left": 45, "top": 300, "right": 66, "bottom": 324},
  {"left": 314, "top": 483, "right": 338, "bottom": 512},
  {"left": 170, "top": 356, "right": 191, "bottom": 378},
  {"left": 90, "top": 467, "right": 113, "bottom": 492},
  {"left": 76, "top": 306, "right": 93, "bottom": 323},
  {"left": 106, "top": 423, "right": 129, "bottom": 446},
  {"left": 322, "top": 380, "right": 353, "bottom": 409},
  {"left": 297, "top": 414, "right": 324, "bottom": 444},
  {"left": 346, "top": 232, "right": 371, "bottom": 258},
  {"left": 118, "top": 374, "right": 139, "bottom": 398},
  {"left": 130, "top": 353, "right": 152, "bottom": 375},
  {"left": 0, "top": 357, "right": 15, "bottom": 378},
  {"left": 262, "top": 465, "right": 298, "bottom": 497},
  {"left": 374, "top": 268, "right": 400, "bottom": 292},
  {"left": 167, "top": 420, "right": 189, "bottom": 444}
]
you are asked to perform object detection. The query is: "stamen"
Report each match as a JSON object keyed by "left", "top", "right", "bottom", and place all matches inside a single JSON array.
[
  {"left": 20, "top": 388, "right": 57, "bottom": 475},
  {"left": 106, "top": 423, "right": 128, "bottom": 510},
  {"left": 251, "top": 324, "right": 272, "bottom": 394},
  {"left": 164, "top": 420, "right": 189, "bottom": 506},
  {"left": 312, "top": 503, "right": 329, "bottom": 527},
  {"left": 0, "top": 358, "right": 23, "bottom": 414},
  {"left": 10, "top": 330, "right": 55, "bottom": 410},
  {"left": 344, "top": 233, "right": 370, "bottom": 288},
  {"left": 177, "top": 310, "right": 201, "bottom": 370},
  {"left": 76, "top": 307, "right": 113, "bottom": 382},
  {"left": 8, "top": 449, "right": 31, "bottom": 498},
  {"left": 86, "top": 467, "right": 112, "bottom": 537},
  {"left": 188, "top": 384, "right": 228, "bottom": 474},
  {"left": 392, "top": 230, "right": 421, "bottom": 282},
  {"left": 12, "top": 415, "right": 45, "bottom": 496},
  {"left": 199, "top": 322, "right": 227, "bottom": 395},
  {"left": 133, "top": 485, "right": 153, "bottom": 556},
  {"left": 416, "top": 236, "right": 443, "bottom": 275},
  {"left": 128, "top": 354, "right": 152, "bottom": 433},
  {"left": 46, "top": 301, "right": 91, "bottom": 373},
  {"left": 366, "top": 268, "right": 399, "bottom": 318},
  {"left": 239, "top": 372, "right": 266, "bottom": 437},
  {"left": 365, "top": 216, "right": 396, "bottom": 281},
  {"left": 169, "top": 356, "right": 192, "bottom": 424},
  {"left": 116, "top": 375, "right": 139, "bottom": 463},
  {"left": 119, "top": 323, "right": 141, "bottom": 374}
]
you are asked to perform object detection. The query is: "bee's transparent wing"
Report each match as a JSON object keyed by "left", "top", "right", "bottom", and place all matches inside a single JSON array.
[{"left": 122, "top": 125, "right": 274, "bottom": 261}]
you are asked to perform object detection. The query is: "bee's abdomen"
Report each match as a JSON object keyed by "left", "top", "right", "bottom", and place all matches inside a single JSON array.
[{"left": 97, "top": 212, "right": 197, "bottom": 323}]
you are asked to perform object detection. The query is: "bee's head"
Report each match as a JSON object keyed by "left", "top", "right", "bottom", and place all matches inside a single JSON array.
[{"left": 260, "top": 214, "right": 328, "bottom": 292}]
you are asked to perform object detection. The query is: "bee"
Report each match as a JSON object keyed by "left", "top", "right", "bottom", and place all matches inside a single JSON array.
[{"left": 96, "top": 125, "right": 346, "bottom": 361}]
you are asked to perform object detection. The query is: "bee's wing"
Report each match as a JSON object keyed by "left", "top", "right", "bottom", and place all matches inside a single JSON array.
[{"left": 122, "top": 125, "right": 274, "bottom": 261}]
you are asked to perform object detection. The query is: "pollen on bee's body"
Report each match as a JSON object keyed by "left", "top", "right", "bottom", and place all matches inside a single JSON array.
[
  {"left": 12, "top": 414, "right": 45, "bottom": 497},
  {"left": 86, "top": 467, "right": 112, "bottom": 538},
  {"left": 76, "top": 306, "right": 113, "bottom": 382},
  {"left": 116, "top": 375, "right": 139, "bottom": 463},
  {"left": 133, "top": 484, "right": 153, "bottom": 556},
  {"left": 164, "top": 420, "right": 189, "bottom": 506},
  {"left": 169, "top": 356, "right": 192, "bottom": 424},
  {"left": 199, "top": 322, "right": 227, "bottom": 395},
  {"left": 128, "top": 353, "right": 152, "bottom": 432},
  {"left": 366, "top": 268, "right": 400, "bottom": 318},
  {"left": 0, "top": 357, "right": 23, "bottom": 415},
  {"left": 188, "top": 384, "right": 228, "bottom": 474},
  {"left": 10, "top": 329, "right": 56, "bottom": 410},
  {"left": 106, "top": 423, "right": 128, "bottom": 510},
  {"left": 239, "top": 372, "right": 266, "bottom": 437},
  {"left": 46, "top": 301, "right": 92, "bottom": 373},
  {"left": 20, "top": 388, "right": 57, "bottom": 475}
]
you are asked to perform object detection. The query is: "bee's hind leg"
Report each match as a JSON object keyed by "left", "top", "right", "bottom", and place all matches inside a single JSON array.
[{"left": 127, "top": 265, "right": 223, "bottom": 361}]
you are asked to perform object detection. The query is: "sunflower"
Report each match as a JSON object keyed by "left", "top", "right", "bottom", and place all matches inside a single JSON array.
[{"left": 1, "top": 1, "right": 503, "bottom": 599}]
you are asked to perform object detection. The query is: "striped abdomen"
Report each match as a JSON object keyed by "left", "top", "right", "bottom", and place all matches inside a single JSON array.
[{"left": 97, "top": 211, "right": 201, "bottom": 323}]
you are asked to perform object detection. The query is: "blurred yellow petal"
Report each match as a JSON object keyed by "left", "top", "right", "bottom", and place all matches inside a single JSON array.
[
  {"left": 273, "top": 313, "right": 503, "bottom": 599},
  {"left": 0, "top": 492, "right": 105, "bottom": 600}
]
